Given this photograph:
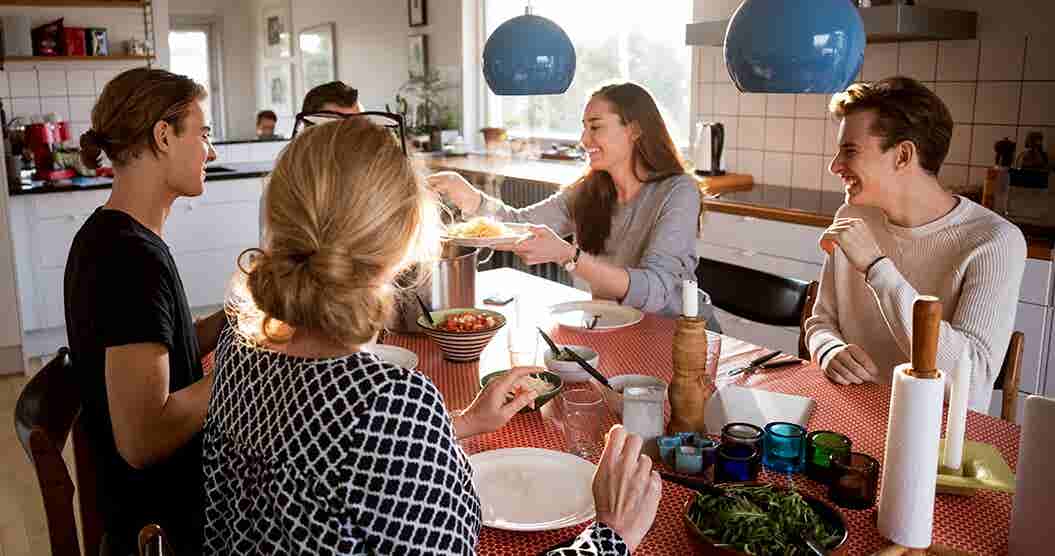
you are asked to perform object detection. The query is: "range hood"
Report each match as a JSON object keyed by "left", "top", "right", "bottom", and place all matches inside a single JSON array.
[{"left": 687, "top": 4, "right": 977, "bottom": 47}]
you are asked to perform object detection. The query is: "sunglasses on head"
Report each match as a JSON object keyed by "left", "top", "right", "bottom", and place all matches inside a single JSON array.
[{"left": 291, "top": 110, "right": 408, "bottom": 154}]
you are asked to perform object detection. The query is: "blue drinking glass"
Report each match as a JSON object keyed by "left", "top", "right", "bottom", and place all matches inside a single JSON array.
[
  {"left": 675, "top": 445, "right": 704, "bottom": 475},
  {"left": 658, "top": 435, "right": 682, "bottom": 468},
  {"left": 763, "top": 422, "right": 807, "bottom": 473},
  {"left": 716, "top": 443, "right": 760, "bottom": 482}
]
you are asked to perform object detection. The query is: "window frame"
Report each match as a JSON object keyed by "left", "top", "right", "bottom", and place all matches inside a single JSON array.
[{"left": 169, "top": 18, "right": 227, "bottom": 140}]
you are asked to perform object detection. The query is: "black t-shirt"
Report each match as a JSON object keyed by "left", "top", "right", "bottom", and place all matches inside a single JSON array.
[{"left": 64, "top": 208, "right": 204, "bottom": 555}]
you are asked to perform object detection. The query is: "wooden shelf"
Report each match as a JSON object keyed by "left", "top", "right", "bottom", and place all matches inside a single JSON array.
[
  {"left": 0, "top": 1, "right": 146, "bottom": 7},
  {"left": 3, "top": 55, "right": 153, "bottom": 62}
]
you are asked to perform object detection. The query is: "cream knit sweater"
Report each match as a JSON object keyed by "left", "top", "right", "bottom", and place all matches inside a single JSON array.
[{"left": 805, "top": 197, "right": 1027, "bottom": 411}]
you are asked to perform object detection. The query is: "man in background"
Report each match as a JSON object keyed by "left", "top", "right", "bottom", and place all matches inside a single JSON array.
[{"left": 255, "top": 110, "right": 278, "bottom": 139}]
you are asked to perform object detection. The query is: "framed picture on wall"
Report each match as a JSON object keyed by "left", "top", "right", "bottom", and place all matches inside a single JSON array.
[
  {"left": 262, "top": 2, "right": 292, "bottom": 58},
  {"left": 409, "top": 0, "right": 427, "bottom": 27},
  {"left": 408, "top": 34, "right": 427, "bottom": 79},
  {"left": 299, "top": 23, "right": 337, "bottom": 96},
  {"left": 264, "top": 63, "right": 294, "bottom": 117}
]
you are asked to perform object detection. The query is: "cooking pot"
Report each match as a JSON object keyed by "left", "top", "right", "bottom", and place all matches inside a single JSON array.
[{"left": 388, "top": 244, "right": 494, "bottom": 334}]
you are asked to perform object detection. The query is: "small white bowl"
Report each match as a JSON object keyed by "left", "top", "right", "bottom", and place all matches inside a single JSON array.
[
  {"left": 602, "top": 374, "right": 669, "bottom": 416},
  {"left": 543, "top": 345, "right": 600, "bottom": 384}
]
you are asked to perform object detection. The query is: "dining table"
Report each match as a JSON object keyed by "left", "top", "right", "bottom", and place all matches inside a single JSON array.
[{"left": 383, "top": 267, "right": 1022, "bottom": 555}]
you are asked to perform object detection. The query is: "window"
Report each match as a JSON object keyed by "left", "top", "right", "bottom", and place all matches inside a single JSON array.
[
  {"left": 483, "top": 0, "right": 693, "bottom": 145},
  {"left": 169, "top": 26, "right": 224, "bottom": 137}
]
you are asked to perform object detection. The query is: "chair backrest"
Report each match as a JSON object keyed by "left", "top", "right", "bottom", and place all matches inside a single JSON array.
[
  {"left": 14, "top": 348, "right": 102, "bottom": 556},
  {"left": 996, "top": 331, "right": 1025, "bottom": 422},
  {"left": 696, "top": 258, "right": 813, "bottom": 328}
]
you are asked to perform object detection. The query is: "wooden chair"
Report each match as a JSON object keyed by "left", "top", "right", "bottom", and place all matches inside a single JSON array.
[
  {"left": 137, "top": 524, "right": 171, "bottom": 556},
  {"left": 14, "top": 348, "right": 103, "bottom": 556}
]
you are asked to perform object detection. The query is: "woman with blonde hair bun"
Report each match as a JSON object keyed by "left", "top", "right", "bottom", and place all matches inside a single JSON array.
[{"left": 201, "top": 118, "right": 662, "bottom": 555}]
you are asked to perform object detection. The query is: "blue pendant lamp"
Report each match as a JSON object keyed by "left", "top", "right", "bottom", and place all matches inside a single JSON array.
[
  {"left": 724, "top": 0, "right": 865, "bottom": 93},
  {"left": 482, "top": 5, "right": 576, "bottom": 96}
]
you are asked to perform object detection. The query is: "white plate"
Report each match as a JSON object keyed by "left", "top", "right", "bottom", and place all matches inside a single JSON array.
[
  {"left": 441, "top": 222, "right": 532, "bottom": 248},
  {"left": 361, "top": 344, "right": 419, "bottom": 370},
  {"left": 470, "top": 448, "right": 596, "bottom": 531},
  {"left": 549, "top": 301, "right": 644, "bottom": 331}
]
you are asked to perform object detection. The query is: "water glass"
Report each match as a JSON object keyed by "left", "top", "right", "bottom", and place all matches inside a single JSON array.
[
  {"left": 658, "top": 435, "right": 681, "bottom": 467},
  {"left": 763, "top": 422, "right": 806, "bottom": 473},
  {"left": 721, "top": 422, "right": 764, "bottom": 456},
  {"left": 829, "top": 452, "right": 880, "bottom": 509},
  {"left": 508, "top": 327, "right": 538, "bottom": 367},
  {"left": 705, "top": 331, "right": 722, "bottom": 379},
  {"left": 716, "top": 443, "right": 760, "bottom": 482},
  {"left": 561, "top": 388, "right": 607, "bottom": 460},
  {"left": 676, "top": 446, "right": 703, "bottom": 474},
  {"left": 805, "top": 431, "right": 853, "bottom": 484}
]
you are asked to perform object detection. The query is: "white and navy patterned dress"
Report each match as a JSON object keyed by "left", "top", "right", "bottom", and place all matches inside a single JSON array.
[{"left": 202, "top": 328, "right": 629, "bottom": 555}]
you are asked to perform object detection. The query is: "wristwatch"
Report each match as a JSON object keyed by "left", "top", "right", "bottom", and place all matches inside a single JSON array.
[{"left": 563, "top": 246, "right": 582, "bottom": 272}]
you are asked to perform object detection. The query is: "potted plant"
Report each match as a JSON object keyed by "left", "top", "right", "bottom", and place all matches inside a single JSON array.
[{"left": 397, "top": 69, "right": 458, "bottom": 152}]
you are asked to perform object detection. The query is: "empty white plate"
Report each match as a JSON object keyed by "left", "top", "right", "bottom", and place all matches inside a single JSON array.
[
  {"left": 470, "top": 448, "right": 596, "bottom": 531},
  {"left": 361, "top": 345, "right": 419, "bottom": 370},
  {"left": 549, "top": 301, "right": 644, "bottom": 331}
]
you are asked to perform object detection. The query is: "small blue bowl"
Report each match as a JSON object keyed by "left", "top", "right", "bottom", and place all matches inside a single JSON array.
[
  {"left": 658, "top": 436, "right": 682, "bottom": 467},
  {"left": 676, "top": 445, "right": 704, "bottom": 475},
  {"left": 675, "top": 431, "right": 697, "bottom": 445}
]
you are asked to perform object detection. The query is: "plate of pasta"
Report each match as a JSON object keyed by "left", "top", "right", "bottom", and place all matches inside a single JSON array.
[{"left": 441, "top": 217, "right": 532, "bottom": 247}]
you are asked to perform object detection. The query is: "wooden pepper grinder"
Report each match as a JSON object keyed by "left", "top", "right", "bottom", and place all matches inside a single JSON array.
[{"left": 668, "top": 280, "right": 713, "bottom": 434}]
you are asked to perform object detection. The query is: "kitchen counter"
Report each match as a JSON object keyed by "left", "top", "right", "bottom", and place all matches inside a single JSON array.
[
  {"left": 422, "top": 153, "right": 1054, "bottom": 260},
  {"left": 7, "top": 161, "right": 273, "bottom": 196}
]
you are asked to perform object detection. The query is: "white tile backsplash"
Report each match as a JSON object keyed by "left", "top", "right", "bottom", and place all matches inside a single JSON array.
[
  {"left": 715, "top": 84, "right": 739, "bottom": 116},
  {"left": 68, "top": 96, "right": 96, "bottom": 123},
  {"left": 9, "top": 71, "right": 38, "bottom": 98},
  {"left": 795, "top": 94, "right": 828, "bottom": 119},
  {"left": 9, "top": 97, "right": 40, "bottom": 119},
  {"left": 763, "top": 152, "right": 792, "bottom": 187},
  {"left": 0, "top": 71, "right": 9, "bottom": 98},
  {"left": 934, "top": 82, "right": 976, "bottom": 123},
  {"left": 794, "top": 118, "right": 825, "bottom": 155},
  {"left": 40, "top": 97, "right": 69, "bottom": 120},
  {"left": 863, "top": 44, "right": 898, "bottom": 81},
  {"left": 93, "top": 69, "right": 123, "bottom": 95},
  {"left": 764, "top": 118, "right": 794, "bottom": 152},
  {"left": 971, "top": 125, "right": 1017, "bottom": 166},
  {"left": 899, "top": 42, "right": 938, "bottom": 82},
  {"left": 739, "top": 117, "right": 765, "bottom": 150},
  {"left": 792, "top": 154, "right": 824, "bottom": 191},
  {"left": 968, "top": 165, "right": 988, "bottom": 188},
  {"left": 938, "top": 40, "right": 980, "bottom": 81},
  {"left": 1019, "top": 82, "right": 1055, "bottom": 126},
  {"left": 767, "top": 94, "right": 796, "bottom": 118},
  {"left": 973, "top": 82, "right": 1022, "bottom": 125},
  {"left": 939, "top": 164, "right": 970, "bottom": 192},
  {"left": 740, "top": 93, "right": 766, "bottom": 117},
  {"left": 697, "top": 83, "right": 714, "bottom": 116},
  {"left": 947, "top": 124, "right": 973, "bottom": 165},
  {"left": 691, "top": 34, "right": 1053, "bottom": 210},
  {"left": 37, "top": 70, "right": 67, "bottom": 97},
  {"left": 66, "top": 71, "right": 96, "bottom": 96},
  {"left": 1025, "top": 35, "right": 1055, "bottom": 80},
  {"left": 1015, "top": 126, "right": 1055, "bottom": 162},
  {"left": 979, "top": 36, "right": 1026, "bottom": 81}
]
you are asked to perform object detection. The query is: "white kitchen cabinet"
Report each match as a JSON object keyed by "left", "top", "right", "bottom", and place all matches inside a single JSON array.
[
  {"left": 7, "top": 178, "right": 264, "bottom": 359},
  {"left": 1020, "top": 259, "right": 1053, "bottom": 306},
  {"left": 1013, "top": 302, "right": 1050, "bottom": 395},
  {"left": 1046, "top": 311, "right": 1055, "bottom": 397},
  {"left": 700, "top": 211, "right": 827, "bottom": 265}
]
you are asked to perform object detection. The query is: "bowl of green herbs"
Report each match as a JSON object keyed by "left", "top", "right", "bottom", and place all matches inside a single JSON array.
[{"left": 683, "top": 483, "right": 847, "bottom": 555}]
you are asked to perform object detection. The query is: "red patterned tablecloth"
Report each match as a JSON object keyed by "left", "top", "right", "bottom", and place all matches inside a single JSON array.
[{"left": 384, "top": 271, "right": 1021, "bottom": 556}]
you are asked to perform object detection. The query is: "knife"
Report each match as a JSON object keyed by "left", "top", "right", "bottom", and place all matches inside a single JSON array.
[{"left": 722, "top": 350, "right": 782, "bottom": 377}]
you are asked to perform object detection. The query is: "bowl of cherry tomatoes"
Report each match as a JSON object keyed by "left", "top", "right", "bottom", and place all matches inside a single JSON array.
[{"left": 417, "top": 308, "right": 506, "bottom": 361}]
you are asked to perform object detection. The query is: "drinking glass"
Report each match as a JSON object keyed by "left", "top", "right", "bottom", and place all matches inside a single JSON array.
[
  {"left": 705, "top": 330, "right": 722, "bottom": 380},
  {"left": 508, "top": 297, "right": 539, "bottom": 367},
  {"left": 721, "top": 422, "right": 764, "bottom": 456},
  {"left": 716, "top": 443, "right": 760, "bottom": 482},
  {"left": 763, "top": 422, "right": 806, "bottom": 473},
  {"left": 561, "top": 388, "right": 607, "bottom": 460},
  {"left": 829, "top": 452, "right": 880, "bottom": 509},
  {"left": 805, "top": 431, "right": 852, "bottom": 484}
]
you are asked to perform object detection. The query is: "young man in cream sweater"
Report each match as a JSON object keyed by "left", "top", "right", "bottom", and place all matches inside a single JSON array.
[{"left": 804, "top": 76, "right": 1026, "bottom": 411}]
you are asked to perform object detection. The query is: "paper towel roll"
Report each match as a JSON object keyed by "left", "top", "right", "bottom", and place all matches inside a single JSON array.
[{"left": 877, "top": 363, "right": 945, "bottom": 549}]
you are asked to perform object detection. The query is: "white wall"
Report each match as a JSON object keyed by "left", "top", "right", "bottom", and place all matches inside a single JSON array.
[{"left": 169, "top": 0, "right": 258, "bottom": 140}]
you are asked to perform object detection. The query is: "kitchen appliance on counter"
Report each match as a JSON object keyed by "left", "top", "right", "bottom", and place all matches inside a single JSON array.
[
  {"left": 26, "top": 119, "right": 75, "bottom": 181},
  {"left": 692, "top": 120, "right": 725, "bottom": 177}
]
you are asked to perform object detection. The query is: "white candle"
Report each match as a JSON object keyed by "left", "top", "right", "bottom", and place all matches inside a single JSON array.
[
  {"left": 682, "top": 279, "right": 698, "bottom": 318},
  {"left": 943, "top": 350, "right": 971, "bottom": 473}
]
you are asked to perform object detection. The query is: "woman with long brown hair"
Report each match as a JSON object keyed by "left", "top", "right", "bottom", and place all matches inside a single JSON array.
[{"left": 428, "top": 82, "right": 716, "bottom": 326}]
